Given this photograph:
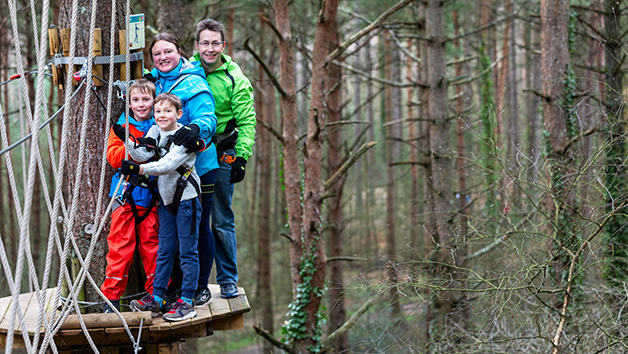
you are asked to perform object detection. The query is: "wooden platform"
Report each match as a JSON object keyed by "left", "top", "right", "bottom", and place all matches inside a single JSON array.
[{"left": 0, "top": 285, "right": 250, "bottom": 352}]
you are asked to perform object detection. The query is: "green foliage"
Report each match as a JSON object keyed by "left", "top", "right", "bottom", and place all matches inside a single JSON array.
[{"left": 282, "top": 239, "right": 327, "bottom": 352}]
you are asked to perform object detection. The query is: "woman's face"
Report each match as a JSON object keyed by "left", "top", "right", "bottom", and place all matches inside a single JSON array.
[{"left": 151, "top": 40, "right": 181, "bottom": 73}]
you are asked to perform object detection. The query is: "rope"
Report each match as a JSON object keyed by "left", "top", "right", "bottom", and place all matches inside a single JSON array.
[{"left": 0, "top": 0, "right": 143, "bottom": 349}]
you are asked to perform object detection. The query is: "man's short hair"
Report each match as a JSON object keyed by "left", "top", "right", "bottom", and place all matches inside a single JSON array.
[
  {"left": 154, "top": 93, "right": 183, "bottom": 111},
  {"left": 195, "top": 18, "right": 226, "bottom": 43},
  {"left": 129, "top": 78, "right": 156, "bottom": 98}
]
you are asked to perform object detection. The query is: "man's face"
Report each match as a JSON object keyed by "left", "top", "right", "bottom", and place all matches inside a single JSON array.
[{"left": 196, "top": 30, "right": 225, "bottom": 70}]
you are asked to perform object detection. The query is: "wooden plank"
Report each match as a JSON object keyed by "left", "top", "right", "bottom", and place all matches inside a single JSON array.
[
  {"left": 0, "top": 292, "right": 14, "bottom": 328},
  {"left": 208, "top": 297, "right": 231, "bottom": 320},
  {"left": 13, "top": 291, "right": 35, "bottom": 333},
  {"left": 211, "top": 314, "right": 244, "bottom": 331},
  {"left": 119, "top": 30, "right": 127, "bottom": 81},
  {"left": 93, "top": 28, "right": 103, "bottom": 86},
  {"left": 21, "top": 289, "right": 54, "bottom": 335},
  {"left": 61, "top": 311, "right": 152, "bottom": 329},
  {"left": 59, "top": 28, "right": 76, "bottom": 85},
  {"left": 227, "top": 292, "right": 251, "bottom": 315},
  {"left": 48, "top": 28, "right": 61, "bottom": 86}
]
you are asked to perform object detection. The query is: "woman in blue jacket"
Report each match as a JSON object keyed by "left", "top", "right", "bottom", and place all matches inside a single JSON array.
[{"left": 148, "top": 32, "right": 218, "bottom": 308}]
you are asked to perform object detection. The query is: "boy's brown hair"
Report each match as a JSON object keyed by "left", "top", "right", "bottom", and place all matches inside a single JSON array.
[
  {"left": 154, "top": 92, "right": 183, "bottom": 111},
  {"left": 128, "top": 78, "right": 156, "bottom": 98}
]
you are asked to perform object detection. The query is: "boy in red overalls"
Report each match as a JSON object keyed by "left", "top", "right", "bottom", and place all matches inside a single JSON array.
[{"left": 100, "top": 79, "right": 159, "bottom": 313}]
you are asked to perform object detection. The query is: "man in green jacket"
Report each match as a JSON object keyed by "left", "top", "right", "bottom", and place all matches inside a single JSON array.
[{"left": 191, "top": 18, "right": 256, "bottom": 298}]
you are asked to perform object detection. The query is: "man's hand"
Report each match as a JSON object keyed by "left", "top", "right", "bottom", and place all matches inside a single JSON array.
[
  {"left": 120, "top": 160, "right": 141, "bottom": 175},
  {"left": 185, "top": 138, "right": 206, "bottom": 153},
  {"left": 229, "top": 157, "right": 247, "bottom": 183},
  {"left": 112, "top": 123, "right": 126, "bottom": 141},
  {"left": 172, "top": 124, "right": 199, "bottom": 146}
]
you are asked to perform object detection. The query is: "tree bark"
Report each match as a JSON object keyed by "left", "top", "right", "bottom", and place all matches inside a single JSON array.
[
  {"left": 256, "top": 8, "right": 274, "bottom": 354},
  {"left": 424, "top": 0, "right": 463, "bottom": 349},
  {"left": 59, "top": 0, "right": 124, "bottom": 308},
  {"left": 326, "top": 16, "right": 349, "bottom": 354},
  {"left": 384, "top": 31, "right": 402, "bottom": 318}
]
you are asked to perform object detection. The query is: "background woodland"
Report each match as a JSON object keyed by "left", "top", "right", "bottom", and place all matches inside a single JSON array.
[{"left": 1, "top": 0, "right": 626, "bottom": 353}]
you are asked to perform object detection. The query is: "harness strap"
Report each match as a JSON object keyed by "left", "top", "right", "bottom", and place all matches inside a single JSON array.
[
  {"left": 166, "top": 166, "right": 202, "bottom": 215},
  {"left": 121, "top": 176, "right": 159, "bottom": 225}
]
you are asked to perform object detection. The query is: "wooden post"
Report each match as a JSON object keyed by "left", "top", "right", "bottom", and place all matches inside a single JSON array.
[
  {"left": 93, "top": 28, "right": 103, "bottom": 86},
  {"left": 60, "top": 28, "right": 73, "bottom": 85},
  {"left": 47, "top": 28, "right": 62, "bottom": 87},
  {"left": 119, "top": 29, "right": 144, "bottom": 81}
]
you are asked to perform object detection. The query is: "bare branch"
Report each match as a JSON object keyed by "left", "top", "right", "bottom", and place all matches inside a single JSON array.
[
  {"left": 561, "top": 125, "right": 599, "bottom": 155},
  {"left": 446, "top": 14, "right": 514, "bottom": 43},
  {"left": 243, "top": 38, "right": 287, "bottom": 97},
  {"left": 254, "top": 325, "right": 294, "bottom": 353},
  {"left": 260, "top": 13, "right": 284, "bottom": 41},
  {"left": 333, "top": 59, "right": 415, "bottom": 87},
  {"left": 319, "top": 294, "right": 384, "bottom": 353},
  {"left": 448, "top": 55, "right": 503, "bottom": 86},
  {"left": 325, "top": 141, "right": 377, "bottom": 190},
  {"left": 387, "top": 29, "right": 421, "bottom": 63},
  {"left": 329, "top": 0, "right": 416, "bottom": 62},
  {"left": 256, "top": 117, "right": 285, "bottom": 145},
  {"left": 326, "top": 256, "right": 367, "bottom": 263}
]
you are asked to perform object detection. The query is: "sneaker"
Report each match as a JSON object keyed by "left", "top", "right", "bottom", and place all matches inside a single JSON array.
[
  {"left": 220, "top": 283, "right": 239, "bottom": 299},
  {"left": 194, "top": 287, "right": 212, "bottom": 308},
  {"left": 162, "top": 299, "right": 197, "bottom": 321},
  {"left": 130, "top": 294, "right": 162, "bottom": 314},
  {"left": 103, "top": 300, "right": 120, "bottom": 313},
  {"left": 162, "top": 287, "right": 181, "bottom": 313}
]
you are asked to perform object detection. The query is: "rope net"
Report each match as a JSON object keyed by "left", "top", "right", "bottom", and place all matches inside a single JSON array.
[{"left": 0, "top": 0, "right": 142, "bottom": 351}]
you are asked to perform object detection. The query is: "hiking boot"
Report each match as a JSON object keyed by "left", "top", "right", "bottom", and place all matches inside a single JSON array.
[
  {"left": 162, "top": 299, "right": 197, "bottom": 321},
  {"left": 130, "top": 294, "right": 162, "bottom": 314},
  {"left": 220, "top": 283, "right": 239, "bottom": 299},
  {"left": 194, "top": 287, "right": 212, "bottom": 308},
  {"left": 103, "top": 300, "right": 120, "bottom": 314}
]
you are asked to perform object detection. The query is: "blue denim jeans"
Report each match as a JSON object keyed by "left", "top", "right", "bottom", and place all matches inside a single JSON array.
[
  {"left": 153, "top": 198, "right": 201, "bottom": 300},
  {"left": 212, "top": 148, "right": 238, "bottom": 286},
  {"left": 198, "top": 171, "right": 216, "bottom": 288}
]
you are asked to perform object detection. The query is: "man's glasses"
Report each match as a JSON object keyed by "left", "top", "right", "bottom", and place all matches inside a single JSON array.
[{"left": 197, "top": 41, "right": 225, "bottom": 49}]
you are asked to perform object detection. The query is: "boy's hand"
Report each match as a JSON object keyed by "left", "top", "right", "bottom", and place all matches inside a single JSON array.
[
  {"left": 112, "top": 123, "right": 126, "bottom": 141},
  {"left": 120, "top": 160, "right": 140, "bottom": 175},
  {"left": 229, "top": 157, "right": 247, "bottom": 183},
  {"left": 137, "top": 137, "right": 157, "bottom": 149},
  {"left": 185, "top": 138, "right": 205, "bottom": 153},
  {"left": 172, "top": 124, "right": 199, "bottom": 146}
]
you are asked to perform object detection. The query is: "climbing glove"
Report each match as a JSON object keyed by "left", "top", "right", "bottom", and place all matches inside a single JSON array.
[
  {"left": 136, "top": 137, "right": 157, "bottom": 149},
  {"left": 112, "top": 123, "right": 126, "bottom": 141},
  {"left": 172, "top": 124, "right": 199, "bottom": 146},
  {"left": 120, "top": 160, "right": 140, "bottom": 175},
  {"left": 185, "top": 138, "right": 206, "bottom": 153},
  {"left": 229, "top": 157, "right": 247, "bottom": 184}
]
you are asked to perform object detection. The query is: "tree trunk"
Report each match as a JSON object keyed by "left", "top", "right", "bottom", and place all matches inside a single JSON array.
[
  {"left": 364, "top": 39, "right": 376, "bottom": 259},
  {"left": 384, "top": 31, "right": 402, "bottom": 318},
  {"left": 256, "top": 9, "right": 274, "bottom": 354},
  {"left": 156, "top": 0, "right": 193, "bottom": 50},
  {"left": 424, "top": 0, "right": 463, "bottom": 349},
  {"left": 602, "top": 0, "right": 628, "bottom": 291},
  {"left": 326, "top": 16, "right": 349, "bottom": 354},
  {"left": 59, "top": 0, "right": 124, "bottom": 308},
  {"left": 506, "top": 0, "right": 520, "bottom": 203}
]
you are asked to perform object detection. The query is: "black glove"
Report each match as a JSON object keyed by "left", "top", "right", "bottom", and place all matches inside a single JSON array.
[
  {"left": 229, "top": 157, "right": 247, "bottom": 184},
  {"left": 185, "top": 138, "right": 206, "bottom": 153},
  {"left": 136, "top": 137, "right": 157, "bottom": 148},
  {"left": 112, "top": 123, "right": 126, "bottom": 141},
  {"left": 143, "top": 72, "right": 157, "bottom": 83},
  {"left": 120, "top": 160, "right": 140, "bottom": 175},
  {"left": 172, "top": 124, "right": 199, "bottom": 146}
]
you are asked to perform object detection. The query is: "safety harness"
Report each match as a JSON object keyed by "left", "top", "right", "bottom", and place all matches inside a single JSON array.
[
  {"left": 157, "top": 135, "right": 202, "bottom": 216},
  {"left": 214, "top": 119, "right": 238, "bottom": 164},
  {"left": 117, "top": 174, "right": 160, "bottom": 224}
]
